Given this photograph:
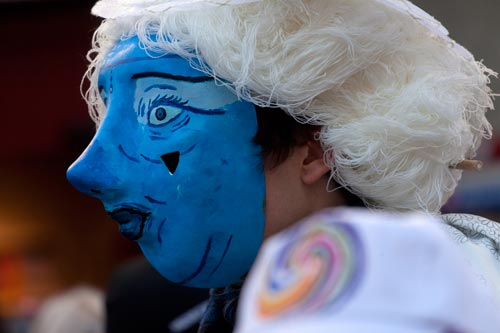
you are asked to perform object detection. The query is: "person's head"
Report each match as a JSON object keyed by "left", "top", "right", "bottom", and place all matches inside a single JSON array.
[
  {"left": 29, "top": 287, "right": 104, "bottom": 333},
  {"left": 67, "top": 0, "right": 494, "bottom": 288}
]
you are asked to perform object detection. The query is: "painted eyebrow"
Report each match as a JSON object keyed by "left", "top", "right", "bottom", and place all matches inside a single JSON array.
[{"left": 131, "top": 71, "right": 213, "bottom": 83}]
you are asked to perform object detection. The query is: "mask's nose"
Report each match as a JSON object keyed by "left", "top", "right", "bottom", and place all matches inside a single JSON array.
[{"left": 66, "top": 139, "right": 122, "bottom": 199}]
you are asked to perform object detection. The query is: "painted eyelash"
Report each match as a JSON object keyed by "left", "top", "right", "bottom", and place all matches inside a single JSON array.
[
  {"left": 148, "top": 94, "right": 188, "bottom": 109},
  {"left": 137, "top": 94, "right": 187, "bottom": 119},
  {"left": 139, "top": 93, "right": 227, "bottom": 118}
]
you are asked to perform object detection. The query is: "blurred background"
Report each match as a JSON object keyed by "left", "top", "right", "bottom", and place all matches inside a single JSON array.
[
  {"left": 0, "top": 0, "right": 499, "bottom": 332},
  {"left": 0, "top": 1, "right": 141, "bottom": 332}
]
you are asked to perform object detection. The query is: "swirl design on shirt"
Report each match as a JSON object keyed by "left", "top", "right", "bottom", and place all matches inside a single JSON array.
[{"left": 258, "top": 217, "right": 364, "bottom": 318}]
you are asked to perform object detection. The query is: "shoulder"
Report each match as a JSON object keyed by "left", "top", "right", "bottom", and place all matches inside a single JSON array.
[
  {"left": 441, "top": 214, "right": 500, "bottom": 259},
  {"left": 235, "top": 207, "right": 500, "bottom": 333},
  {"left": 440, "top": 213, "right": 500, "bottom": 293}
]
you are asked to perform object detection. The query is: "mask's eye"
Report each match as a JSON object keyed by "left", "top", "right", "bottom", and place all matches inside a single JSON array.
[{"left": 148, "top": 106, "right": 182, "bottom": 126}]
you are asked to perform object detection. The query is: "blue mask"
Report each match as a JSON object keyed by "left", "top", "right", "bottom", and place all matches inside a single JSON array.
[{"left": 67, "top": 36, "right": 265, "bottom": 288}]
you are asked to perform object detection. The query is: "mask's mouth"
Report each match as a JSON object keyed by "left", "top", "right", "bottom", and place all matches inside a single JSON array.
[{"left": 107, "top": 208, "right": 151, "bottom": 241}]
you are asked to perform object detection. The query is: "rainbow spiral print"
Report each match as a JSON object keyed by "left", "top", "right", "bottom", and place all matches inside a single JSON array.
[{"left": 258, "top": 216, "right": 364, "bottom": 318}]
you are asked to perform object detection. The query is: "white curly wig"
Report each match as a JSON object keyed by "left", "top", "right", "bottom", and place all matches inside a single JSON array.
[{"left": 84, "top": 0, "right": 496, "bottom": 212}]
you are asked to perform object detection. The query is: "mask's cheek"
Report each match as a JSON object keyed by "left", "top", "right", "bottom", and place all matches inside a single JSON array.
[
  {"left": 135, "top": 161, "right": 265, "bottom": 288},
  {"left": 134, "top": 114, "right": 265, "bottom": 288}
]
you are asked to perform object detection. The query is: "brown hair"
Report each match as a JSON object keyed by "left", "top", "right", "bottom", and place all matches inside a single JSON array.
[{"left": 254, "top": 106, "right": 365, "bottom": 207}]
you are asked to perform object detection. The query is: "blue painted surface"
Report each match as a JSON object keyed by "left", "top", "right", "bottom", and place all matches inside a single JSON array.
[{"left": 67, "top": 36, "right": 265, "bottom": 288}]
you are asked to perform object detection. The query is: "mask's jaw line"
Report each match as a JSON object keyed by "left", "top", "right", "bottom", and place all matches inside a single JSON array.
[
  {"left": 177, "top": 236, "right": 214, "bottom": 285},
  {"left": 208, "top": 234, "right": 234, "bottom": 278}
]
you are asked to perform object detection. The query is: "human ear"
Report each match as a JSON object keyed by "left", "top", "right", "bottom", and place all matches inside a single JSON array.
[{"left": 301, "top": 139, "right": 330, "bottom": 185}]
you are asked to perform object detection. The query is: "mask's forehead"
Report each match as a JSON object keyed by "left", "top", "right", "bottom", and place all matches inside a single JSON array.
[
  {"left": 101, "top": 36, "right": 203, "bottom": 75},
  {"left": 102, "top": 36, "right": 159, "bottom": 69}
]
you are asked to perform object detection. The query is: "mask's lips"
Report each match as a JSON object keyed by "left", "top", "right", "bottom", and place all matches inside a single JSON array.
[{"left": 107, "top": 208, "right": 151, "bottom": 241}]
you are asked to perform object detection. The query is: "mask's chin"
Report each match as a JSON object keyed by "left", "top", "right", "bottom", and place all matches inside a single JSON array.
[{"left": 139, "top": 234, "right": 260, "bottom": 289}]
